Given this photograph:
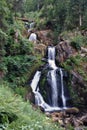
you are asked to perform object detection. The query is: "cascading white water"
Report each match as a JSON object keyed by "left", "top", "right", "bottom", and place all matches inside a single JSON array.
[
  {"left": 30, "top": 71, "right": 52, "bottom": 110},
  {"left": 48, "top": 47, "right": 57, "bottom": 69},
  {"left": 30, "top": 71, "right": 46, "bottom": 106},
  {"left": 47, "top": 47, "right": 58, "bottom": 106},
  {"left": 50, "top": 70, "right": 58, "bottom": 106},
  {"left": 48, "top": 47, "right": 55, "bottom": 60},
  {"left": 31, "top": 71, "right": 41, "bottom": 93},
  {"left": 60, "top": 68, "right": 66, "bottom": 108},
  {"left": 30, "top": 46, "right": 70, "bottom": 112}
]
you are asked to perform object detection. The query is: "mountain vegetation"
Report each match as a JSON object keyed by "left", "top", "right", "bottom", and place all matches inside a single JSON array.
[{"left": 0, "top": 0, "right": 87, "bottom": 129}]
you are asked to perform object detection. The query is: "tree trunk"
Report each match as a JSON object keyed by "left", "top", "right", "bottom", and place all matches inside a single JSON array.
[{"left": 79, "top": 14, "right": 82, "bottom": 27}]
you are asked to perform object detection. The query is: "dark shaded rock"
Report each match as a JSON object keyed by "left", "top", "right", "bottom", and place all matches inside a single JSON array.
[
  {"left": 71, "top": 71, "right": 87, "bottom": 106},
  {"left": 25, "top": 87, "right": 35, "bottom": 104}
]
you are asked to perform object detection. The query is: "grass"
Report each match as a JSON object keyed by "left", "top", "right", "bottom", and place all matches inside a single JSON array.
[{"left": 0, "top": 83, "right": 64, "bottom": 130}]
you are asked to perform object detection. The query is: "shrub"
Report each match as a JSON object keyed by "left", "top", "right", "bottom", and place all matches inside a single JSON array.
[
  {"left": 70, "top": 35, "right": 84, "bottom": 50},
  {"left": 20, "top": 38, "right": 33, "bottom": 54},
  {"left": 3, "top": 55, "right": 37, "bottom": 88},
  {"left": 0, "top": 29, "right": 7, "bottom": 56}
]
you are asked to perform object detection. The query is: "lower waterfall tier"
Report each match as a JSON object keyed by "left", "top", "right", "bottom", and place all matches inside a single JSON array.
[
  {"left": 30, "top": 46, "right": 72, "bottom": 112},
  {"left": 39, "top": 68, "right": 72, "bottom": 111}
]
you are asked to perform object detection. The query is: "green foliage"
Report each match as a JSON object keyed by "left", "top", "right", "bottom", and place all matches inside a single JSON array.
[
  {"left": 70, "top": 35, "right": 84, "bottom": 50},
  {"left": 68, "top": 83, "right": 81, "bottom": 107},
  {"left": 61, "top": 30, "right": 87, "bottom": 48},
  {"left": 13, "top": 20, "right": 25, "bottom": 33},
  {"left": 61, "top": 59, "right": 73, "bottom": 71},
  {"left": 14, "top": 86, "right": 27, "bottom": 98},
  {"left": 0, "top": 19, "right": 41, "bottom": 89},
  {"left": 61, "top": 55, "right": 82, "bottom": 71},
  {"left": 0, "top": 29, "right": 7, "bottom": 76},
  {"left": 77, "top": 68, "right": 87, "bottom": 82},
  {"left": 61, "top": 54, "right": 87, "bottom": 105},
  {"left": 69, "top": 55, "right": 82, "bottom": 66},
  {"left": 36, "top": 19, "right": 47, "bottom": 30},
  {"left": 3, "top": 55, "right": 37, "bottom": 88},
  {"left": 53, "top": 28, "right": 61, "bottom": 45},
  {"left": 0, "top": 0, "right": 10, "bottom": 29},
  {"left": 82, "top": 35, "right": 87, "bottom": 47},
  {"left": 25, "top": 11, "right": 41, "bottom": 21},
  {"left": 1, "top": 0, "right": 87, "bottom": 32},
  {"left": 0, "top": 29, "right": 7, "bottom": 59},
  {"left": 20, "top": 38, "right": 33, "bottom": 54},
  {"left": 24, "top": 0, "right": 37, "bottom": 12},
  {"left": 0, "top": 29, "right": 7, "bottom": 44},
  {"left": 35, "top": 0, "right": 87, "bottom": 31},
  {"left": 5, "top": 24, "right": 33, "bottom": 55},
  {"left": 0, "top": 84, "right": 62, "bottom": 130}
]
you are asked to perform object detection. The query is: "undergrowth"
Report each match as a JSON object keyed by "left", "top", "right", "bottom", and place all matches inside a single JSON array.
[{"left": 0, "top": 83, "right": 64, "bottom": 130}]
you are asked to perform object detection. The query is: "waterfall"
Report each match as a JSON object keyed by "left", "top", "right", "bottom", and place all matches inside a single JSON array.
[
  {"left": 60, "top": 68, "right": 66, "bottom": 108},
  {"left": 30, "top": 71, "right": 51, "bottom": 110},
  {"left": 50, "top": 70, "right": 58, "bottom": 106},
  {"left": 30, "top": 46, "right": 71, "bottom": 112},
  {"left": 48, "top": 46, "right": 57, "bottom": 69},
  {"left": 48, "top": 46, "right": 55, "bottom": 60},
  {"left": 31, "top": 71, "right": 41, "bottom": 93},
  {"left": 30, "top": 71, "right": 46, "bottom": 106}
]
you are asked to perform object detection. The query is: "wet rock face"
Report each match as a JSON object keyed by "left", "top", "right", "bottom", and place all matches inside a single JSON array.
[{"left": 55, "top": 41, "right": 76, "bottom": 63}]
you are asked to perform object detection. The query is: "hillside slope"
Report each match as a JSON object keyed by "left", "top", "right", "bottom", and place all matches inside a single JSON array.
[{"left": 0, "top": 83, "right": 63, "bottom": 130}]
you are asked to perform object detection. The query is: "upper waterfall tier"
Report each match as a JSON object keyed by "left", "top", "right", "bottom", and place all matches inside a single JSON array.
[{"left": 48, "top": 46, "right": 57, "bottom": 69}]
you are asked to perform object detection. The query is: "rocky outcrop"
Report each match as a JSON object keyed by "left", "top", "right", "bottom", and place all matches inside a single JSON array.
[
  {"left": 55, "top": 41, "right": 77, "bottom": 63},
  {"left": 45, "top": 108, "right": 87, "bottom": 128},
  {"left": 71, "top": 71, "right": 87, "bottom": 106},
  {"left": 55, "top": 40, "right": 87, "bottom": 107},
  {"left": 34, "top": 43, "right": 47, "bottom": 56},
  {"left": 37, "top": 30, "right": 53, "bottom": 46}
]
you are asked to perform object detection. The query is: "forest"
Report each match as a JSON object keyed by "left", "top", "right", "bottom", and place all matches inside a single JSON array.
[{"left": 0, "top": 0, "right": 87, "bottom": 130}]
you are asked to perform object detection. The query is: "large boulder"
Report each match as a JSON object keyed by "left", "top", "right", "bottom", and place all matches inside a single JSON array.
[
  {"left": 55, "top": 41, "right": 77, "bottom": 63},
  {"left": 34, "top": 43, "right": 47, "bottom": 56},
  {"left": 36, "top": 30, "right": 53, "bottom": 46}
]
